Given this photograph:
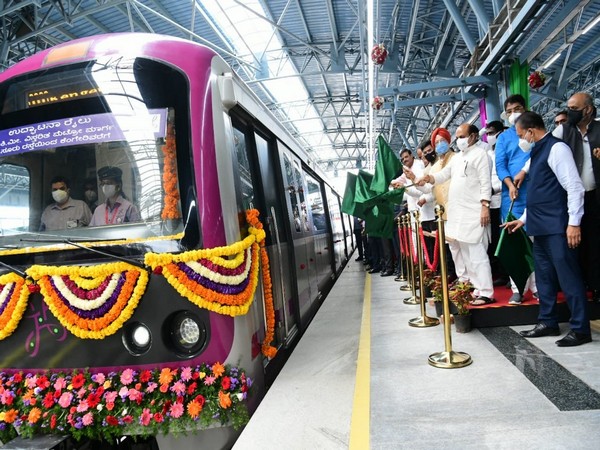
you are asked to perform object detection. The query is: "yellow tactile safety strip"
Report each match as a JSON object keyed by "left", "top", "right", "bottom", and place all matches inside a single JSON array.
[{"left": 349, "top": 273, "right": 371, "bottom": 450}]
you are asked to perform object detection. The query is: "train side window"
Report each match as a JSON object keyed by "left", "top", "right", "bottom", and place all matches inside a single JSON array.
[
  {"left": 304, "top": 173, "right": 326, "bottom": 232},
  {"left": 282, "top": 153, "right": 302, "bottom": 232},
  {"left": 0, "top": 164, "right": 30, "bottom": 232},
  {"left": 232, "top": 125, "right": 256, "bottom": 212}
]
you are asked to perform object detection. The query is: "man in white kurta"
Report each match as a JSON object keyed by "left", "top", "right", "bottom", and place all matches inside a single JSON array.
[{"left": 418, "top": 123, "right": 495, "bottom": 303}]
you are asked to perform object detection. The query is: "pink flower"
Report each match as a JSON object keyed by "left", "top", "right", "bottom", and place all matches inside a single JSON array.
[
  {"left": 82, "top": 412, "right": 93, "bottom": 426},
  {"left": 171, "top": 381, "right": 186, "bottom": 396},
  {"left": 169, "top": 402, "right": 184, "bottom": 418},
  {"left": 76, "top": 400, "right": 89, "bottom": 412},
  {"left": 104, "top": 391, "right": 118, "bottom": 404},
  {"left": 118, "top": 386, "right": 129, "bottom": 399},
  {"left": 180, "top": 367, "right": 193, "bottom": 382},
  {"left": 54, "top": 377, "right": 67, "bottom": 391},
  {"left": 91, "top": 373, "right": 105, "bottom": 385},
  {"left": 128, "top": 388, "right": 142, "bottom": 402},
  {"left": 25, "top": 375, "right": 38, "bottom": 389},
  {"left": 145, "top": 382, "right": 157, "bottom": 393},
  {"left": 58, "top": 392, "right": 73, "bottom": 408},
  {"left": 120, "top": 369, "right": 135, "bottom": 386},
  {"left": 203, "top": 375, "right": 216, "bottom": 386},
  {"left": 140, "top": 408, "right": 152, "bottom": 426}
]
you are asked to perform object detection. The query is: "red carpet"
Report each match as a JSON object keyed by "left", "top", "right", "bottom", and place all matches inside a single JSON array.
[{"left": 469, "top": 285, "right": 569, "bottom": 310}]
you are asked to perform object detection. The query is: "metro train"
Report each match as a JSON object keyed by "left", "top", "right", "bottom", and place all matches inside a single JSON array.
[{"left": 0, "top": 33, "right": 353, "bottom": 449}]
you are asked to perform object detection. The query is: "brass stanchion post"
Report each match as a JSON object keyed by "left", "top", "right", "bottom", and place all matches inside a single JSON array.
[
  {"left": 396, "top": 215, "right": 407, "bottom": 282},
  {"left": 399, "top": 214, "right": 412, "bottom": 291},
  {"left": 428, "top": 205, "right": 472, "bottom": 368},
  {"left": 409, "top": 210, "right": 440, "bottom": 327},
  {"left": 402, "top": 213, "right": 419, "bottom": 304}
]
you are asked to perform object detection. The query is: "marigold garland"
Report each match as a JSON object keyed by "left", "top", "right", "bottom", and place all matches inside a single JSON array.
[
  {"left": 245, "top": 210, "right": 277, "bottom": 359},
  {"left": 0, "top": 273, "right": 31, "bottom": 340},
  {"left": 161, "top": 123, "right": 182, "bottom": 220},
  {"left": 26, "top": 262, "right": 149, "bottom": 339}
]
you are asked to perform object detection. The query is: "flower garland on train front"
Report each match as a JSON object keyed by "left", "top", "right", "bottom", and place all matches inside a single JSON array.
[
  {"left": 145, "top": 209, "right": 277, "bottom": 358},
  {"left": 0, "top": 362, "right": 252, "bottom": 442},
  {"left": 0, "top": 210, "right": 276, "bottom": 358},
  {"left": 25, "top": 262, "right": 149, "bottom": 340},
  {"left": 161, "top": 122, "right": 182, "bottom": 220}
]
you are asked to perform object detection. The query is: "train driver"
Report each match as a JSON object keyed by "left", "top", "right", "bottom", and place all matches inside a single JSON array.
[{"left": 89, "top": 166, "right": 141, "bottom": 226}]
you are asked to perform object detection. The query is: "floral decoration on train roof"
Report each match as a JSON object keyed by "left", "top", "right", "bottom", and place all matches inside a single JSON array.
[{"left": 0, "top": 362, "right": 251, "bottom": 443}]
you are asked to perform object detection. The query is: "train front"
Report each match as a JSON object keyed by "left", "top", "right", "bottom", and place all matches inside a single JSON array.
[{"left": 0, "top": 35, "right": 260, "bottom": 447}]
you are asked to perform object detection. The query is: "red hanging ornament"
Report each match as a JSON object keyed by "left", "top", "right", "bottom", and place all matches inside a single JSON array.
[
  {"left": 528, "top": 71, "right": 546, "bottom": 89},
  {"left": 370, "top": 43, "right": 388, "bottom": 65},
  {"left": 371, "top": 96, "right": 384, "bottom": 110}
]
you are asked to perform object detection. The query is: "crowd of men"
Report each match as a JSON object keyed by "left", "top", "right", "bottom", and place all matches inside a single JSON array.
[{"left": 357, "top": 91, "right": 599, "bottom": 347}]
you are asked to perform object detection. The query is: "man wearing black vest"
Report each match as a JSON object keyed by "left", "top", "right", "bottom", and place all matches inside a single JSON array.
[
  {"left": 553, "top": 92, "right": 600, "bottom": 304},
  {"left": 505, "top": 111, "right": 591, "bottom": 347}
]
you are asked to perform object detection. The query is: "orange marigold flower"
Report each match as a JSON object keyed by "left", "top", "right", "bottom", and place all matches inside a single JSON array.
[
  {"left": 159, "top": 368, "right": 174, "bottom": 385},
  {"left": 187, "top": 399, "right": 202, "bottom": 418},
  {"left": 212, "top": 362, "right": 225, "bottom": 378},
  {"left": 28, "top": 407, "right": 42, "bottom": 424},
  {"left": 1, "top": 409, "right": 18, "bottom": 423},
  {"left": 218, "top": 390, "right": 232, "bottom": 409}
]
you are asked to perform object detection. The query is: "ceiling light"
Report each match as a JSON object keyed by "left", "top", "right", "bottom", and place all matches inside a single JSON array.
[
  {"left": 542, "top": 52, "right": 561, "bottom": 69},
  {"left": 582, "top": 15, "right": 600, "bottom": 34}
]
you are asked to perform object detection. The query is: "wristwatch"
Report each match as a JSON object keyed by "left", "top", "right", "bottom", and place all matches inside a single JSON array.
[{"left": 481, "top": 201, "right": 490, "bottom": 208}]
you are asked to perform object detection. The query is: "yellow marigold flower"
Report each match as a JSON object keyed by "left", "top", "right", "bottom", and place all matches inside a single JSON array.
[
  {"left": 28, "top": 407, "right": 42, "bottom": 424},
  {"left": 212, "top": 362, "right": 225, "bottom": 378},
  {"left": 187, "top": 400, "right": 202, "bottom": 418},
  {"left": 218, "top": 390, "right": 231, "bottom": 409}
]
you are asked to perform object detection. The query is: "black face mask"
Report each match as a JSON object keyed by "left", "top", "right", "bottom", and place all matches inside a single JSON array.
[
  {"left": 567, "top": 108, "right": 584, "bottom": 126},
  {"left": 424, "top": 152, "right": 437, "bottom": 163}
]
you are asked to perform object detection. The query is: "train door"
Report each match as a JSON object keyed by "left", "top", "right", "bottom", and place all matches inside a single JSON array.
[
  {"left": 280, "top": 148, "right": 318, "bottom": 325},
  {"left": 304, "top": 172, "right": 333, "bottom": 292},
  {"left": 254, "top": 133, "right": 299, "bottom": 347},
  {"left": 230, "top": 118, "right": 300, "bottom": 361},
  {"left": 325, "top": 186, "right": 345, "bottom": 271}
]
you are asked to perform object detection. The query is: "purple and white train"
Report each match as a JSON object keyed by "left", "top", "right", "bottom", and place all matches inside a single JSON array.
[{"left": 0, "top": 33, "right": 352, "bottom": 448}]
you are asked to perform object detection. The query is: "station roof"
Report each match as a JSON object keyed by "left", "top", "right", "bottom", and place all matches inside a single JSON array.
[{"left": 1, "top": 0, "right": 599, "bottom": 188}]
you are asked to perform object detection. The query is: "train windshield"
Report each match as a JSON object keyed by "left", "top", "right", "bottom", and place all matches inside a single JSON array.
[{"left": 0, "top": 56, "right": 186, "bottom": 249}]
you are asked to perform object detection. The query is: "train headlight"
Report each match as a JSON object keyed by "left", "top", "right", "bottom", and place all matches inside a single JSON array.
[
  {"left": 122, "top": 322, "right": 152, "bottom": 356},
  {"left": 164, "top": 311, "right": 207, "bottom": 358}
]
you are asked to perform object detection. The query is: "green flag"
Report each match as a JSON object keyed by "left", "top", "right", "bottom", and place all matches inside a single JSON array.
[
  {"left": 341, "top": 173, "right": 358, "bottom": 216},
  {"left": 494, "top": 211, "right": 534, "bottom": 295},
  {"left": 370, "top": 135, "right": 402, "bottom": 194}
]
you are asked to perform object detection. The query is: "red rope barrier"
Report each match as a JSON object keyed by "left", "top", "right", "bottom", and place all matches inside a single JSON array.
[{"left": 418, "top": 226, "right": 439, "bottom": 271}]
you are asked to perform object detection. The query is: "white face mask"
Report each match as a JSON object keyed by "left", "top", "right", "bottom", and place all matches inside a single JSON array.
[
  {"left": 508, "top": 112, "right": 522, "bottom": 125},
  {"left": 456, "top": 137, "right": 470, "bottom": 152},
  {"left": 486, "top": 133, "right": 498, "bottom": 146},
  {"left": 102, "top": 184, "right": 118, "bottom": 198},
  {"left": 52, "top": 189, "right": 68, "bottom": 204},
  {"left": 518, "top": 131, "right": 534, "bottom": 152}
]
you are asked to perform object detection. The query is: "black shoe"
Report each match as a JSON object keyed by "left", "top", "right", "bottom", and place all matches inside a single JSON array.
[
  {"left": 368, "top": 267, "right": 381, "bottom": 274},
  {"left": 394, "top": 275, "right": 403, "bottom": 282},
  {"left": 556, "top": 330, "right": 592, "bottom": 347},
  {"left": 520, "top": 323, "right": 561, "bottom": 338},
  {"left": 355, "top": 257, "right": 363, "bottom": 262},
  {"left": 380, "top": 270, "right": 394, "bottom": 277}
]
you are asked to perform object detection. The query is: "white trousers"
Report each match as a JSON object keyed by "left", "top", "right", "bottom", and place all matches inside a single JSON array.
[
  {"left": 455, "top": 239, "right": 494, "bottom": 298},
  {"left": 510, "top": 272, "right": 537, "bottom": 295},
  {"left": 448, "top": 240, "right": 467, "bottom": 281}
]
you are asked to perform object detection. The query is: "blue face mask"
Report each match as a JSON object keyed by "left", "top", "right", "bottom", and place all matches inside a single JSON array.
[{"left": 436, "top": 141, "right": 449, "bottom": 155}]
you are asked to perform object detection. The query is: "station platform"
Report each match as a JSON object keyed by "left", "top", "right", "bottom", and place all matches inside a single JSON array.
[{"left": 233, "top": 258, "right": 600, "bottom": 449}]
